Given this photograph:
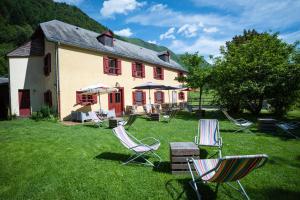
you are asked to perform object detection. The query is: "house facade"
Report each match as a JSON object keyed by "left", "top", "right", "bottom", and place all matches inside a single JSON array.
[{"left": 7, "top": 20, "right": 187, "bottom": 120}]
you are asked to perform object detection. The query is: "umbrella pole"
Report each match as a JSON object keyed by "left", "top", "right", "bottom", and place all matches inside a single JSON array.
[
  {"left": 148, "top": 89, "right": 151, "bottom": 105},
  {"left": 168, "top": 90, "right": 170, "bottom": 104},
  {"left": 98, "top": 92, "right": 101, "bottom": 111}
]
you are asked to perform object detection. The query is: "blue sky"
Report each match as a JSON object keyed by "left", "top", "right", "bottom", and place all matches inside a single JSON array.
[{"left": 55, "top": 0, "right": 300, "bottom": 61}]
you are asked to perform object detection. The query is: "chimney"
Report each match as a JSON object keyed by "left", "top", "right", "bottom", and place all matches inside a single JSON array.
[{"left": 97, "top": 30, "right": 114, "bottom": 47}]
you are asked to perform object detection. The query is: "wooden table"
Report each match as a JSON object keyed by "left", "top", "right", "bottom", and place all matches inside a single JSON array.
[
  {"left": 170, "top": 142, "right": 200, "bottom": 174},
  {"left": 258, "top": 118, "right": 277, "bottom": 132},
  {"left": 150, "top": 113, "right": 160, "bottom": 121},
  {"left": 108, "top": 118, "right": 123, "bottom": 128}
]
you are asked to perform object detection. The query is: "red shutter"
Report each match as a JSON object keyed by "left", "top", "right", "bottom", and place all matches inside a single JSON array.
[
  {"left": 44, "top": 91, "right": 48, "bottom": 105},
  {"left": 154, "top": 91, "right": 157, "bottom": 103},
  {"left": 117, "top": 59, "right": 122, "bottom": 75},
  {"left": 153, "top": 67, "right": 157, "bottom": 79},
  {"left": 76, "top": 91, "right": 82, "bottom": 105},
  {"left": 47, "top": 54, "right": 51, "bottom": 74},
  {"left": 132, "top": 62, "right": 136, "bottom": 77},
  {"left": 92, "top": 94, "right": 98, "bottom": 104},
  {"left": 142, "top": 91, "right": 146, "bottom": 105},
  {"left": 161, "top": 68, "right": 164, "bottom": 80},
  {"left": 103, "top": 56, "right": 109, "bottom": 74},
  {"left": 44, "top": 53, "right": 51, "bottom": 76},
  {"left": 161, "top": 91, "right": 165, "bottom": 103},
  {"left": 142, "top": 64, "right": 145, "bottom": 78},
  {"left": 132, "top": 91, "right": 136, "bottom": 105},
  {"left": 48, "top": 90, "right": 52, "bottom": 107}
]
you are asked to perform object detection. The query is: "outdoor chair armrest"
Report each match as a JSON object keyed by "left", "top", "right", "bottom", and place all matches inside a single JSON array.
[
  {"left": 219, "top": 137, "right": 223, "bottom": 147},
  {"left": 139, "top": 137, "right": 160, "bottom": 145},
  {"left": 194, "top": 136, "right": 198, "bottom": 144},
  {"left": 236, "top": 118, "right": 248, "bottom": 122}
]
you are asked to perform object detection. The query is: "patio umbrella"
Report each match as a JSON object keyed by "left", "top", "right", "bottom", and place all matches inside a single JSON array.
[
  {"left": 160, "top": 85, "right": 181, "bottom": 103},
  {"left": 79, "top": 83, "right": 118, "bottom": 111},
  {"left": 133, "top": 82, "right": 165, "bottom": 104}
]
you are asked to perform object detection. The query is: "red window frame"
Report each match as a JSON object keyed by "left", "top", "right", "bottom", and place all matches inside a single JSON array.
[
  {"left": 132, "top": 90, "right": 146, "bottom": 105},
  {"left": 44, "top": 90, "right": 52, "bottom": 107},
  {"left": 44, "top": 53, "right": 51, "bottom": 76},
  {"left": 154, "top": 66, "right": 164, "bottom": 80},
  {"left": 103, "top": 56, "right": 121, "bottom": 75},
  {"left": 132, "top": 62, "right": 145, "bottom": 78},
  {"left": 154, "top": 91, "right": 164, "bottom": 103},
  {"left": 76, "top": 91, "right": 97, "bottom": 105},
  {"left": 178, "top": 92, "right": 185, "bottom": 100}
]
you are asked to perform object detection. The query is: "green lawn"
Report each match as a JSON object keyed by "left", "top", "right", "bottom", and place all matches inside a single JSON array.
[{"left": 0, "top": 111, "right": 299, "bottom": 200}]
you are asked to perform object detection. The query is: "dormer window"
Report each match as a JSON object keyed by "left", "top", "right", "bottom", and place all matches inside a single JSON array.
[
  {"left": 97, "top": 30, "right": 113, "bottom": 47},
  {"left": 158, "top": 51, "right": 170, "bottom": 62}
]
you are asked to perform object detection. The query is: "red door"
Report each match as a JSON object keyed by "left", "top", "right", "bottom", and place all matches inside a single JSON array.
[
  {"left": 108, "top": 88, "right": 124, "bottom": 117},
  {"left": 18, "top": 89, "right": 31, "bottom": 117}
]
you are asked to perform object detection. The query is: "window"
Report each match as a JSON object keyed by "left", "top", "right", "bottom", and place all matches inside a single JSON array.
[
  {"left": 76, "top": 91, "right": 97, "bottom": 105},
  {"left": 154, "top": 91, "right": 164, "bottom": 103},
  {"left": 44, "top": 90, "right": 52, "bottom": 107},
  {"left": 154, "top": 67, "right": 164, "bottom": 80},
  {"left": 178, "top": 72, "right": 184, "bottom": 79},
  {"left": 44, "top": 53, "right": 51, "bottom": 76},
  {"left": 132, "top": 62, "right": 145, "bottom": 78},
  {"left": 103, "top": 56, "right": 121, "bottom": 75},
  {"left": 178, "top": 92, "right": 185, "bottom": 100},
  {"left": 132, "top": 90, "right": 146, "bottom": 105}
]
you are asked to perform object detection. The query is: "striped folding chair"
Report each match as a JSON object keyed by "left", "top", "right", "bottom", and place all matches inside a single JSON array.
[
  {"left": 187, "top": 154, "right": 268, "bottom": 200},
  {"left": 195, "top": 119, "right": 222, "bottom": 158},
  {"left": 118, "top": 114, "right": 138, "bottom": 129},
  {"left": 112, "top": 125, "right": 161, "bottom": 166}
]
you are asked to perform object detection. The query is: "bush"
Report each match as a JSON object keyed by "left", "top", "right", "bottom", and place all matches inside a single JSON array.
[{"left": 31, "top": 105, "right": 57, "bottom": 121}]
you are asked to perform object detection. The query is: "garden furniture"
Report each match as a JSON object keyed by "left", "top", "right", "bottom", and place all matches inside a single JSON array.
[
  {"left": 222, "top": 110, "right": 253, "bottom": 133},
  {"left": 257, "top": 118, "right": 277, "bottom": 132},
  {"left": 276, "top": 121, "right": 299, "bottom": 139},
  {"left": 187, "top": 154, "right": 268, "bottom": 200},
  {"left": 118, "top": 114, "right": 138, "bottom": 129},
  {"left": 195, "top": 119, "right": 222, "bottom": 158},
  {"left": 112, "top": 125, "right": 161, "bottom": 166},
  {"left": 161, "top": 109, "right": 178, "bottom": 123}
]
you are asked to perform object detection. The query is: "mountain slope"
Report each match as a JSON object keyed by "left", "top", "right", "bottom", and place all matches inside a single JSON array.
[{"left": 0, "top": 0, "right": 181, "bottom": 76}]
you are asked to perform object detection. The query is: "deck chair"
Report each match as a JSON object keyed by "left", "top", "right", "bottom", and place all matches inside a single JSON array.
[
  {"left": 161, "top": 109, "right": 178, "bottom": 123},
  {"left": 222, "top": 110, "right": 253, "bottom": 133},
  {"left": 118, "top": 114, "right": 138, "bottom": 129},
  {"left": 143, "top": 104, "right": 152, "bottom": 115},
  {"left": 112, "top": 125, "right": 161, "bottom": 166},
  {"left": 187, "top": 154, "right": 268, "bottom": 200},
  {"left": 195, "top": 119, "right": 222, "bottom": 158},
  {"left": 276, "top": 121, "right": 299, "bottom": 139},
  {"left": 87, "top": 111, "right": 103, "bottom": 127},
  {"left": 107, "top": 109, "right": 116, "bottom": 118}
]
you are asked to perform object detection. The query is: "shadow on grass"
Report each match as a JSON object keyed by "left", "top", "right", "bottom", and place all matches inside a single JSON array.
[
  {"left": 165, "top": 178, "right": 217, "bottom": 200},
  {"left": 153, "top": 161, "right": 171, "bottom": 174},
  {"left": 246, "top": 187, "right": 300, "bottom": 200},
  {"left": 95, "top": 152, "right": 150, "bottom": 164},
  {"left": 267, "top": 155, "right": 300, "bottom": 168}
]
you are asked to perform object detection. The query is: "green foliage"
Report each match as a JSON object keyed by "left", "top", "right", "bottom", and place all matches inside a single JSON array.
[
  {"left": 0, "top": 0, "right": 182, "bottom": 76},
  {"left": 31, "top": 105, "right": 57, "bottom": 121},
  {"left": 212, "top": 30, "right": 300, "bottom": 115},
  {"left": 178, "top": 52, "right": 212, "bottom": 111}
]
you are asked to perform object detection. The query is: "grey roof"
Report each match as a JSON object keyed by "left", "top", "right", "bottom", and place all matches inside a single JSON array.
[
  {"left": 0, "top": 77, "right": 8, "bottom": 85},
  {"left": 7, "top": 38, "right": 44, "bottom": 57},
  {"left": 40, "top": 20, "right": 186, "bottom": 72}
]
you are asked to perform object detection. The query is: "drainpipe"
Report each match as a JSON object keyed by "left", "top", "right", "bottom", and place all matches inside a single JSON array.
[{"left": 55, "top": 42, "right": 61, "bottom": 120}]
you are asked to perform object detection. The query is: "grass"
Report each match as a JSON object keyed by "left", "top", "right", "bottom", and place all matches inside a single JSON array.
[{"left": 0, "top": 111, "right": 300, "bottom": 200}]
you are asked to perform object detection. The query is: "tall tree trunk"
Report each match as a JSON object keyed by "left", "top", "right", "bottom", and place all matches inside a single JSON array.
[{"left": 199, "top": 87, "right": 203, "bottom": 116}]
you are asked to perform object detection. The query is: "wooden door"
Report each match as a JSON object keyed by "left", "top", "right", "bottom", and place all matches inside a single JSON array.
[
  {"left": 108, "top": 88, "right": 124, "bottom": 117},
  {"left": 18, "top": 89, "right": 31, "bottom": 117}
]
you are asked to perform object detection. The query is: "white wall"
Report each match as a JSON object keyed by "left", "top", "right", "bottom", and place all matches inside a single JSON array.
[{"left": 9, "top": 57, "right": 44, "bottom": 116}]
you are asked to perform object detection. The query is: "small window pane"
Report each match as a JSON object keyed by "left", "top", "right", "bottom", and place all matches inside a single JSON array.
[{"left": 115, "top": 93, "right": 121, "bottom": 103}]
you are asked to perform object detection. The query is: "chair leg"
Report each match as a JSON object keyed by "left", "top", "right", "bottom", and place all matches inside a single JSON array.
[
  {"left": 237, "top": 180, "right": 250, "bottom": 200},
  {"left": 187, "top": 160, "right": 201, "bottom": 200}
]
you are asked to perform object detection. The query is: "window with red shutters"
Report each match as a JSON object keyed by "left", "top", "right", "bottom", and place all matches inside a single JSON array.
[
  {"left": 154, "top": 67, "right": 164, "bottom": 80},
  {"left": 154, "top": 91, "right": 164, "bottom": 103},
  {"left": 103, "top": 56, "right": 121, "bottom": 75},
  {"left": 132, "top": 90, "right": 145, "bottom": 105},
  {"left": 44, "top": 90, "right": 52, "bottom": 107},
  {"left": 132, "top": 62, "right": 145, "bottom": 78},
  {"left": 44, "top": 53, "right": 51, "bottom": 76},
  {"left": 76, "top": 91, "right": 97, "bottom": 105},
  {"left": 178, "top": 92, "right": 185, "bottom": 100}
]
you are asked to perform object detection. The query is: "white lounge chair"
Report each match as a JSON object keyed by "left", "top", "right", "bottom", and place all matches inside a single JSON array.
[
  {"left": 195, "top": 119, "right": 222, "bottom": 158},
  {"left": 87, "top": 111, "right": 103, "bottom": 127},
  {"left": 276, "top": 121, "right": 299, "bottom": 139},
  {"left": 112, "top": 125, "right": 161, "bottom": 166},
  {"left": 222, "top": 110, "right": 253, "bottom": 133},
  {"left": 118, "top": 114, "right": 138, "bottom": 129},
  {"left": 161, "top": 109, "right": 178, "bottom": 123}
]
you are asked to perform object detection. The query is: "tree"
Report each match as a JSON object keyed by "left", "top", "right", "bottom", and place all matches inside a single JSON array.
[
  {"left": 212, "top": 30, "right": 300, "bottom": 116},
  {"left": 178, "top": 52, "right": 211, "bottom": 113}
]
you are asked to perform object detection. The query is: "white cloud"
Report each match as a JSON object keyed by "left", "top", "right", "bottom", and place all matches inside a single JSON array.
[
  {"left": 177, "top": 24, "right": 198, "bottom": 38},
  {"left": 54, "top": 0, "right": 84, "bottom": 5},
  {"left": 147, "top": 40, "right": 158, "bottom": 44},
  {"left": 114, "top": 28, "right": 133, "bottom": 37},
  {"left": 169, "top": 36, "right": 227, "bottom": 57},
  {"left": 203, "top": 27, "right": 219, "bottom": 33},
  {"left": 100, "top": 0, "right": 145, "bottom": 18},
  {"left": 279, "top": 30, "right": 300, "bottom": 44},
  {"left": 160, "top": 27, "right": 176, "bottom": 40}
]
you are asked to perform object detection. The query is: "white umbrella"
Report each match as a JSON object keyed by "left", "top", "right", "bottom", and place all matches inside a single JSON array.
[
  {"left": 79, "top": 83, "right": 118, "bottom": 110},
  {"left": 133, "top": 82, "right": 165, "bottom": 104},
  {"left": 160, "top": 85, "right": 182, "bottom": 103}
]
